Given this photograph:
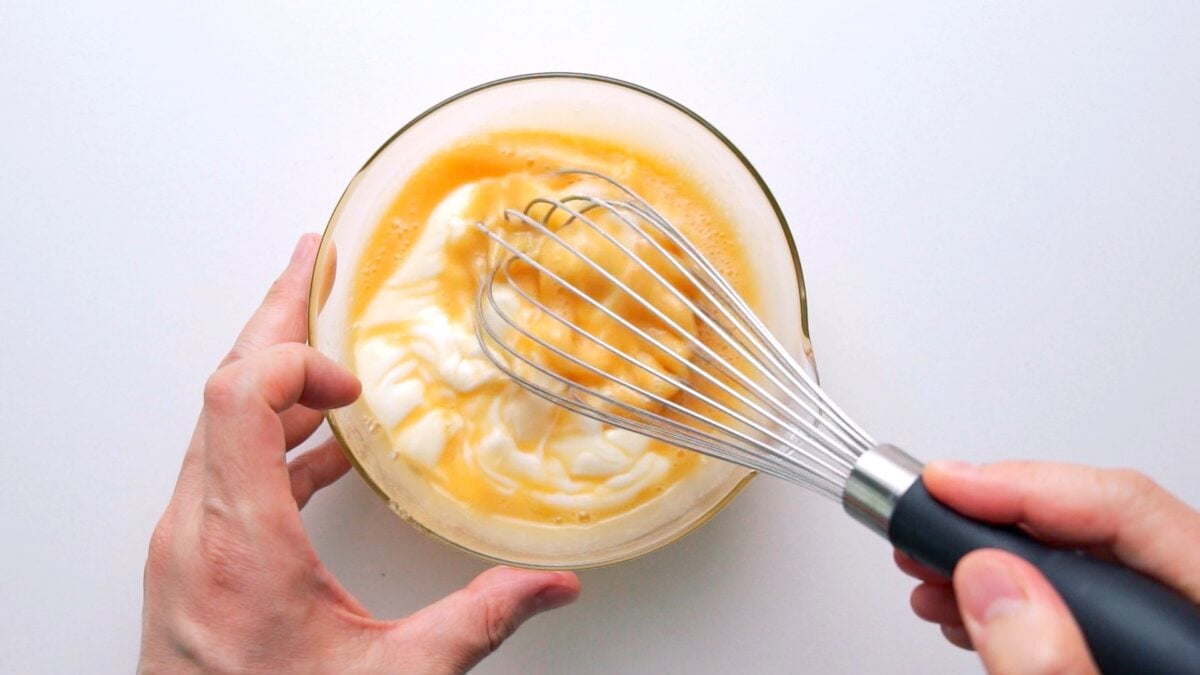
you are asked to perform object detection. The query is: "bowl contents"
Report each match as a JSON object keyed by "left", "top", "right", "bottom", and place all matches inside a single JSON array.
[{"left": 350, "top": 130, "right": 760, "bottom": 529}]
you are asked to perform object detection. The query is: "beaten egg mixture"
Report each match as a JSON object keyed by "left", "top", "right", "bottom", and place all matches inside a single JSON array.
[{"left": 351, "top": 130, "right": 757, "bottom": 527}]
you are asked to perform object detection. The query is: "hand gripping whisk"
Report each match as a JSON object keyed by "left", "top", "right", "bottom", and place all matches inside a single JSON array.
[{"left": 473, "top": 170, "right": 1200, "bottom": 674}]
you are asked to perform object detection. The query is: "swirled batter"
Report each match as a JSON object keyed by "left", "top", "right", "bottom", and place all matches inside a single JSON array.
[{"left": 351, "top": 130, "right": 757, "bottom": 526}]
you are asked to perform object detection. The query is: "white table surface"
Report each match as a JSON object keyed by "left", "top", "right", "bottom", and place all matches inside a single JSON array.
[{"left": 3, "top": 2, "right": 1197, "bottom": 673}]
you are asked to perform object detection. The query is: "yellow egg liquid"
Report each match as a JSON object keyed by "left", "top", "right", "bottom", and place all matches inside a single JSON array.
[{"left": 351, "top": 130, "right": 758, "bottom": 526}]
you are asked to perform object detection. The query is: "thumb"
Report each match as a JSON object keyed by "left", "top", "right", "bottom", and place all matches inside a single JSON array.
[
  {"left": 389, "top": 566, "right": 580, "bottom": 672},
  {"left": 954, "top": 550, "right": 1098, "bottom": 675}
]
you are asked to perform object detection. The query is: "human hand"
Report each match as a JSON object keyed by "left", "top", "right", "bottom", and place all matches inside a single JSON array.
[
  {"left": 895, "top": 461, "right": 1200, "bottom": 674},
  {"left": 139, "top": 235, "right": 580, "bottom": 674}
]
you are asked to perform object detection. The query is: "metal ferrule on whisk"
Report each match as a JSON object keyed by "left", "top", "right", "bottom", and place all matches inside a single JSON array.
[{"left": 842, "top": 444, "right": 925, "bottom": 537}]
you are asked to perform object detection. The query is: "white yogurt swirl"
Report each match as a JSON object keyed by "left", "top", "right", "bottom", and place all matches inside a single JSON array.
[{"left": 353, "top": 183, "right": 672, "bottom": 516}]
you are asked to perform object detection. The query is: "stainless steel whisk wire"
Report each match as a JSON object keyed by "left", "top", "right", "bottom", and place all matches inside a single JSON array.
[{"left": 472, "top": 170, "right": 872, "bottom": 499}]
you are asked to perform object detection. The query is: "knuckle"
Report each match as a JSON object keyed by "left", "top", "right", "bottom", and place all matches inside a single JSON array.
[
  {"left": 265, "top": 341, "right": 311, "bottom": 373},
  {"left": 144, "top": 517, "right": 176, "bottom": 581},
  {"left": 420, "top": 652, "right": 476, "bottom": 675},
  {"left": 265, "top": 274, "right": 301, "bottom": 307},
  {"left": 1112, "top": 467, "right": 1156, "bottom": 494},
  {"left": 206, "top": 343, "right": 314, "bottom": 411},
  {"left": 221, "top": 342, "right": 249, "bottom": 365},
  {"left": 464, "top": 592, "right": 518, "bottom": 660},
  {"left": 268, "top": 343, "right": 311, "bottom": 395},
  {"left": 1108, "top": 468, "right": 1163, "bottom": 511},
  {"left": 287, "top": 459, "right": 316, "bottom": 508},
  {"left": 147, "top": 520, "right": 172, "bottom": 560},
  {"left": 275, "top": 341, "right": 310, "bottom": 361},
  {"left": 264, "top": 276, "right": 288, "bottom": 302},
  {"left": 202, "top": 367, "right": 245, "bottom": 410}
]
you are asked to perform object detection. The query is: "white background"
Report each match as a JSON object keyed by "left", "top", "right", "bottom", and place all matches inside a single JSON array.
[{"left": 2, "top": 2, "right": 1198, "bottom": 673}]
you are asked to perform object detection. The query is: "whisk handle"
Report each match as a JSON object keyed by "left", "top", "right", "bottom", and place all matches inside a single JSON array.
[{"left": 889, "top": 477, "right": 1200, "bottom": 675}]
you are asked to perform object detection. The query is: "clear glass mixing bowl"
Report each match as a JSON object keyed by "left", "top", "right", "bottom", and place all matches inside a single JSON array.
[{"left": 309, "top": 73, "right": 818, "bottom": 569}]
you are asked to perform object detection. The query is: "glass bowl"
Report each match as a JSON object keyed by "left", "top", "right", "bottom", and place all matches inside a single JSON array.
[{"left": 309, "top": 73, "right": 817, "bottom": 569}]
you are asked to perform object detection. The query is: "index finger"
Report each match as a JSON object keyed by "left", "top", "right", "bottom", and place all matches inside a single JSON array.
[
  {"left": 203, "top": 343, "right": 360, "bottom": 512},
  {"left": 924, "top": 461, "right": 1200, "bottom": 603},
  {"left": 221, "top": 234, "right": 319, "bottom": 366}
]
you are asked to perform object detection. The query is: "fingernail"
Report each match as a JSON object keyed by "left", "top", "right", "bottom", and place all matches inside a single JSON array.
[
  {"left": 928, "top": 460, "right": 974, "bottom": 474},
  {"left": 940, "top": 624, "right": 973, "bottom": 650},
  {"left": 290, "top": 234, "right": 318, "bottom": 266},
  {"left": 533, "top": 584, "right": 578, "bottom": 612},
  {"left": 958, "top": 557, "right": 1027, "bottom": 624}
]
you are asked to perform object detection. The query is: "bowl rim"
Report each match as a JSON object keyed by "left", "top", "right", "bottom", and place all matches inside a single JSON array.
[{"left": 308, "top": 71, "right": 818, "bottom": 569}]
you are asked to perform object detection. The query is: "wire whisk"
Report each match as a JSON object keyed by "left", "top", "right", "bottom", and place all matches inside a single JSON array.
[{"left": 470, "top": 169, "right": 1200, "bottom": 674}]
